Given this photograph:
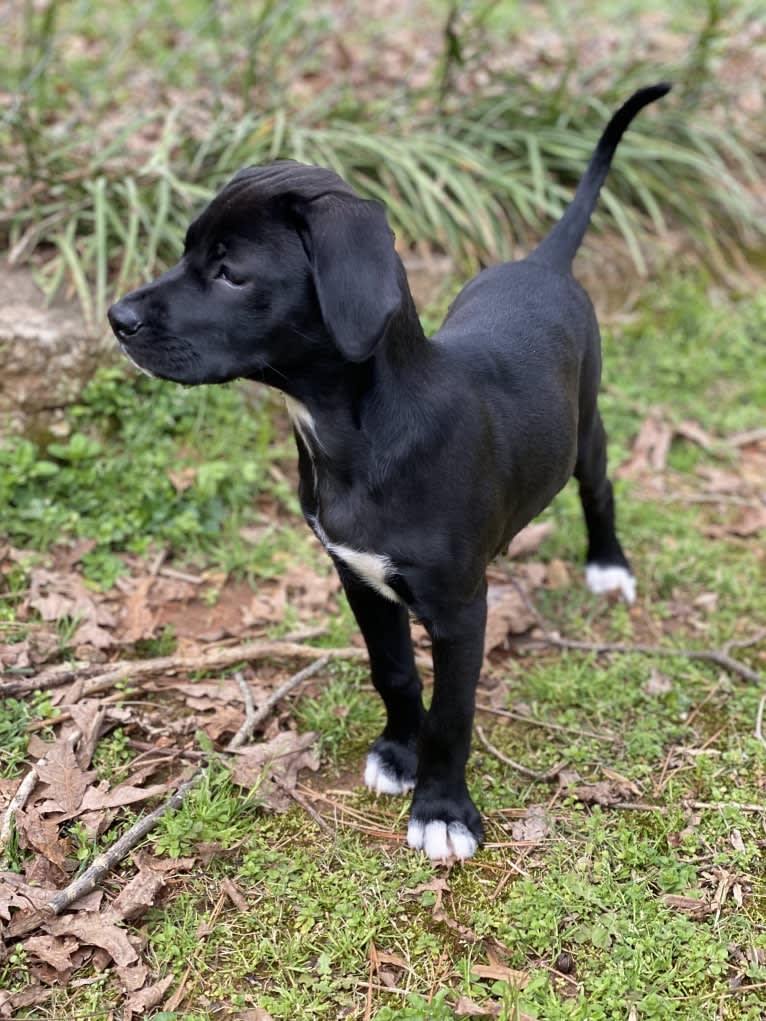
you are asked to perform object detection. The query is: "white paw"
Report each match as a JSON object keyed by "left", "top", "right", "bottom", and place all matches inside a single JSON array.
[
  {"left": 364, "top": 752, "right": 414, "bottom": 795},
  {"left": 407, "top": 819, "right": 478, "bottom": 861},
  {"left": 585, "top": 564, "right": 636, "bottom": 604}
]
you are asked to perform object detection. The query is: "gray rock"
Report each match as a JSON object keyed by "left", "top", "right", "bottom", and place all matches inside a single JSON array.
[{"left": 0, "top": 262, "right": 105, "bottom": 434}]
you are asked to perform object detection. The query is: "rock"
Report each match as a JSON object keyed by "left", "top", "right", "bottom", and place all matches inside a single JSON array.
[{"left": 0, "top": 262, "right": 104, "bottom": 433}]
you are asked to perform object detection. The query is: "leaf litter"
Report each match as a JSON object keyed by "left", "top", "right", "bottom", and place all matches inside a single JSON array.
[{"left": 0, "top": 543, "right": 347, "bottom": 1009}]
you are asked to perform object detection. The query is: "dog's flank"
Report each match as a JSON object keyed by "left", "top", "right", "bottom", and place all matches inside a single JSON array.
[{"left": 109, "top": 85, "right": 670, "bottom": 862}]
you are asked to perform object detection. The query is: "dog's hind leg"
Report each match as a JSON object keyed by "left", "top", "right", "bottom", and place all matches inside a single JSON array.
[
  {"left": 336, "top": 566, "right": 425, "bottom": 795},
  {"left": 575, "top": 409, "right": 636, "bottom": 603}
]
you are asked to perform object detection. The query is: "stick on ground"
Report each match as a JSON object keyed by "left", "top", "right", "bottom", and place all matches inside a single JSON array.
[
  {"left": 48, "top": 772, "right": 202, "bottom": 914},
  {"left": 48, "top": 656, "right": 333, "bottom": 912}
]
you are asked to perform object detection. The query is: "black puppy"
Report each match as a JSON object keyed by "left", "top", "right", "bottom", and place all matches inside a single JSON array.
[{"left": 109, "top": 84, "right": 670, "bottom": 861}]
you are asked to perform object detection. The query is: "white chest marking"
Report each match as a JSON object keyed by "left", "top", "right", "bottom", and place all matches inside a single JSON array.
[
  {"left": 310, "top": 516, "right": 401, "bottom": 604},
  {"left": 285, "top": 396, "right": 321, "bottom": 454}
]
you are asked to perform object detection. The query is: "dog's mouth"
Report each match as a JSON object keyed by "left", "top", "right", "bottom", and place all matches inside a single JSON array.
[{"left": 118, "top": 341, "right": 158, "bottom": 379}]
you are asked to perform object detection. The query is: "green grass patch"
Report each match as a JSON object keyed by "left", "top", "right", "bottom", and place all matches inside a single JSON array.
[{"left": 2, "top": 273, "right": 765, "bottom": 1017}]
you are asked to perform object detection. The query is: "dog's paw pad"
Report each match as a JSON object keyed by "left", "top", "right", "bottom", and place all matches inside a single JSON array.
[
  {"left": 407, "top": 819, "right": 478, "bottom": 861},
  {"left": 585, "top": 563, "right": 636, "bottom": 604},
  {"left": 364, "top": 751, "right": 415, "bottom": 796}
]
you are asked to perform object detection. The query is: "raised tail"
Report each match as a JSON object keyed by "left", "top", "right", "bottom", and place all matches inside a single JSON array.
[{"left": 531, "top": 83, "right": 671, "bottom": 272}]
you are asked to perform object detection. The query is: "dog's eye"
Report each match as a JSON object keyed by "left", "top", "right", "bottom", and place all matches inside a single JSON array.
[{"left": 215, "top": 264, "right": 245, "bottom": 287}]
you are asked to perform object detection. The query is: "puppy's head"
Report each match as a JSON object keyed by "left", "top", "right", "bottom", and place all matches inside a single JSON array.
[{"left": 108, "top": 161, "right": 402, "bottom": 385}]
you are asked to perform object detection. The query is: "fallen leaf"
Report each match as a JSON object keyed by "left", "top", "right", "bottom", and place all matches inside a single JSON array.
[
  {"left": 662, "top": 894, "right": 712, "bottom": 917},
  {"left": 0, "top": 986, "right": 52, "bottom": 1018},
  {"left": 45, "top": 910, "right": 140, "bottom": 969},
  {"left": 507, "top": 522, "right": 553, "bottom": 558},
  {"left": 485, "top": 583, "right": 536, "bottom": 653},
  {"left": 230, "top": 731, "right": 320, "bottom": 811},
  {"left": 455, "top": 995, "right": 501, "bottom": 1017},
  {"left": 25, "top": 567, "right": 115, "bottom": 628},
  {"left": 113, "top": 865, "right": 166, "bottom": 921},
  {"left": 121, "top": 575, "right": 157, "bottom": 642},
  {"left": 617, "top": 411, "right": 672, "bottom": 479},
  {"left": 22, "top": 933, "right": 78, "bottom": 974},
  {"left": 511, "top": 804, "right": 551, "bottom": 842},
  {"left": 545, "top": 558, "right": 571, "bottom": 590},
  {"left": 728, "top": 504, "right": 766, "bottom": 537},
  {"left": 128, "top": 975, "right": 175, "bottom": 1018},
  {"left": 471, "top": 963, "right": 528, "bottom": 986},
  {"left": 571, "top": 780, "right": 636, "bottom": 807},
  {"left": 35, "top": 740, "right": 96, "bottom": 815},
  {"left": 14, "top": 810, "right": 70, "bottom": 868},
  {"left": 221, "top": 877, "right": 248, "bottom": 912},
  {"left": 643, "top": 668, "right": 673, "bottom": 696}
]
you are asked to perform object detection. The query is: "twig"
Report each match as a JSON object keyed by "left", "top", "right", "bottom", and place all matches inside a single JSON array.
[
  {"left": 48, "top": 656, "right": 332, "bottom": 911},
  {"left": 229, "top": 656, "right": 331, "bottom": 750},
  {"left": 523, "top": 634, "right": 763, "bottom": 686},
  {"left": 755, "top": 694, "right": 766, "bottom": 750},
  {"left": 272, "top": 775, "right": 333, "bottom": 835},
  {"left": 227, "top": 672, "right": 257, "bottom": 751},
  {"left": 723, "top": 627, "right": 766, "bottom": 655},
  {"left": 48, "top": 772, "right": 202, "bottom": 914},
  {"left": 0, "top": 760, "right": 43, "bottom": 850},
  {"left": 476, "top": 702, "right": 617, "bottom": 743},
  {"left": 476, "top": 725, "right": 565, "bottom": 782},
  {"left": 1, "top": 639, "right": 364, "bottom": 698}
]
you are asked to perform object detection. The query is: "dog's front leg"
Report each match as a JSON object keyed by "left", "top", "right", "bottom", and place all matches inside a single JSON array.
[
  {"left": 407, "top": 588, "right": 487, "bottom": 861},
  {"left": 335, "top": 564, "right": 425, "bottom": 795}
]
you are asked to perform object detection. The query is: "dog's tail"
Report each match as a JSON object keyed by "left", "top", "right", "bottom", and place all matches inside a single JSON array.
[{"left": 531, "top": 83, "right": 671, "bottom": 272}]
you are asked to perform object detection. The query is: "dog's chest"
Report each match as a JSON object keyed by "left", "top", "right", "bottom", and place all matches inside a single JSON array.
[{"left": 286, "top": 397, "right": 402, "bottom": 604}]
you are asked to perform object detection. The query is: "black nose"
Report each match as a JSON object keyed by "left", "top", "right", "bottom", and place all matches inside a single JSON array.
[{"left": 108, "top": 301, "right": 143, "bottom": 339}]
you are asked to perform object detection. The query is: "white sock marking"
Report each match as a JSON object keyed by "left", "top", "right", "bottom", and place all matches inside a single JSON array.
[
  {"left": 364, "top": 752, "right": 413, "bottom": 795},
  {"left": 585, "top": 563, "right": 637, "bottom": 604},
  {"left": 407, "top": 819, "right": 479, "bottom": 861}
]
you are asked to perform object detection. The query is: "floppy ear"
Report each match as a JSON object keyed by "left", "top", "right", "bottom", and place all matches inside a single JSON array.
[{"left": 301, "top": 194, "right": 401, "bottom": 363}]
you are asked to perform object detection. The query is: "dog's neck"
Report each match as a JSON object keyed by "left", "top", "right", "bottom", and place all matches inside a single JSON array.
[{"left": 270, "top": 265, "right": 433, "bottom": 473}]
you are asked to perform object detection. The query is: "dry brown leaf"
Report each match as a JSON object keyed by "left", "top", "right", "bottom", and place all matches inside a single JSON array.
[
  {"left": 485, "top": 583, "right": 536, "bottom": 653},
  {"left": 471, "top": 963, "right": 528, "bottom": 987},
  {"left": 237, "top": 1010, "right": 275, "bottom": 1021},
  {"left": 113, "top": 866, "right": 166, "bottom": 921},
  {"left": 571, "top": 780, "right": 636, "bottom": 807},
  {"left": 617, "top": 411, "right": 673, "bottom": 479},
  {"left": 643, "top": 668, "right": 673, "bottom": 696},
  {"left": 455, "top": 995, "right": 501, "bottom": 1017},
  {"left": 545, "top": 558, "right": 571, "bottom": 590},
  {"left": 125, "top": 975, "right": 176, "bottom": 1020},
  {"left": 0, "top": 986, "right": 52, "bottom": 1018},
  {"left": 728, "top": 504, "right": 766, "bottom": 537},
  {"left": 14, "top": 809, "right": 70, "bottom": 868},
  {"left": 510, "top": 804, "right": 551, "bottom": 843},
  {"left": 121, "top": 575, "right": 157, "bottom": 643},
  {"left": 22, "top": 933, "right": 78, "bottom": 974},
  {"left": 231, "top": 731, "right": 320, "bottom": 811},
  {"left": 68, "top": 701, "right": 107, "bottom": 769},
  {"left": 45, "top": 910, "right": 139, "bottom": 969},
  {"left": 77, "top": 781, "right": 171, "bottom": 815},
  {"left": 0, "top": 872, "right": 54, "bottom": 919},
  {"left": 662, "top": 894, "right": 712, "bottom": 917},
  {"left": 35, "top": 740, "right": 96, "bottom": 815},
  {"left": 221, "top": 877, "right": 248, "bottom": 912},
  {"left": 25, "top": 567, "right": 116, "bottom": 628},
  {"left": 507, "top": 522, "right": 553, "bottom": 558}
]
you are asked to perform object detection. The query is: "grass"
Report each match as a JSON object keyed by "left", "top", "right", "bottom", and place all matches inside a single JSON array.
[
  {"left": 1, "top": 273, "right": 765, "bottom": 1018},
  {"left": 1, "top": 0, "right": 763, "bottom": 329}
]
